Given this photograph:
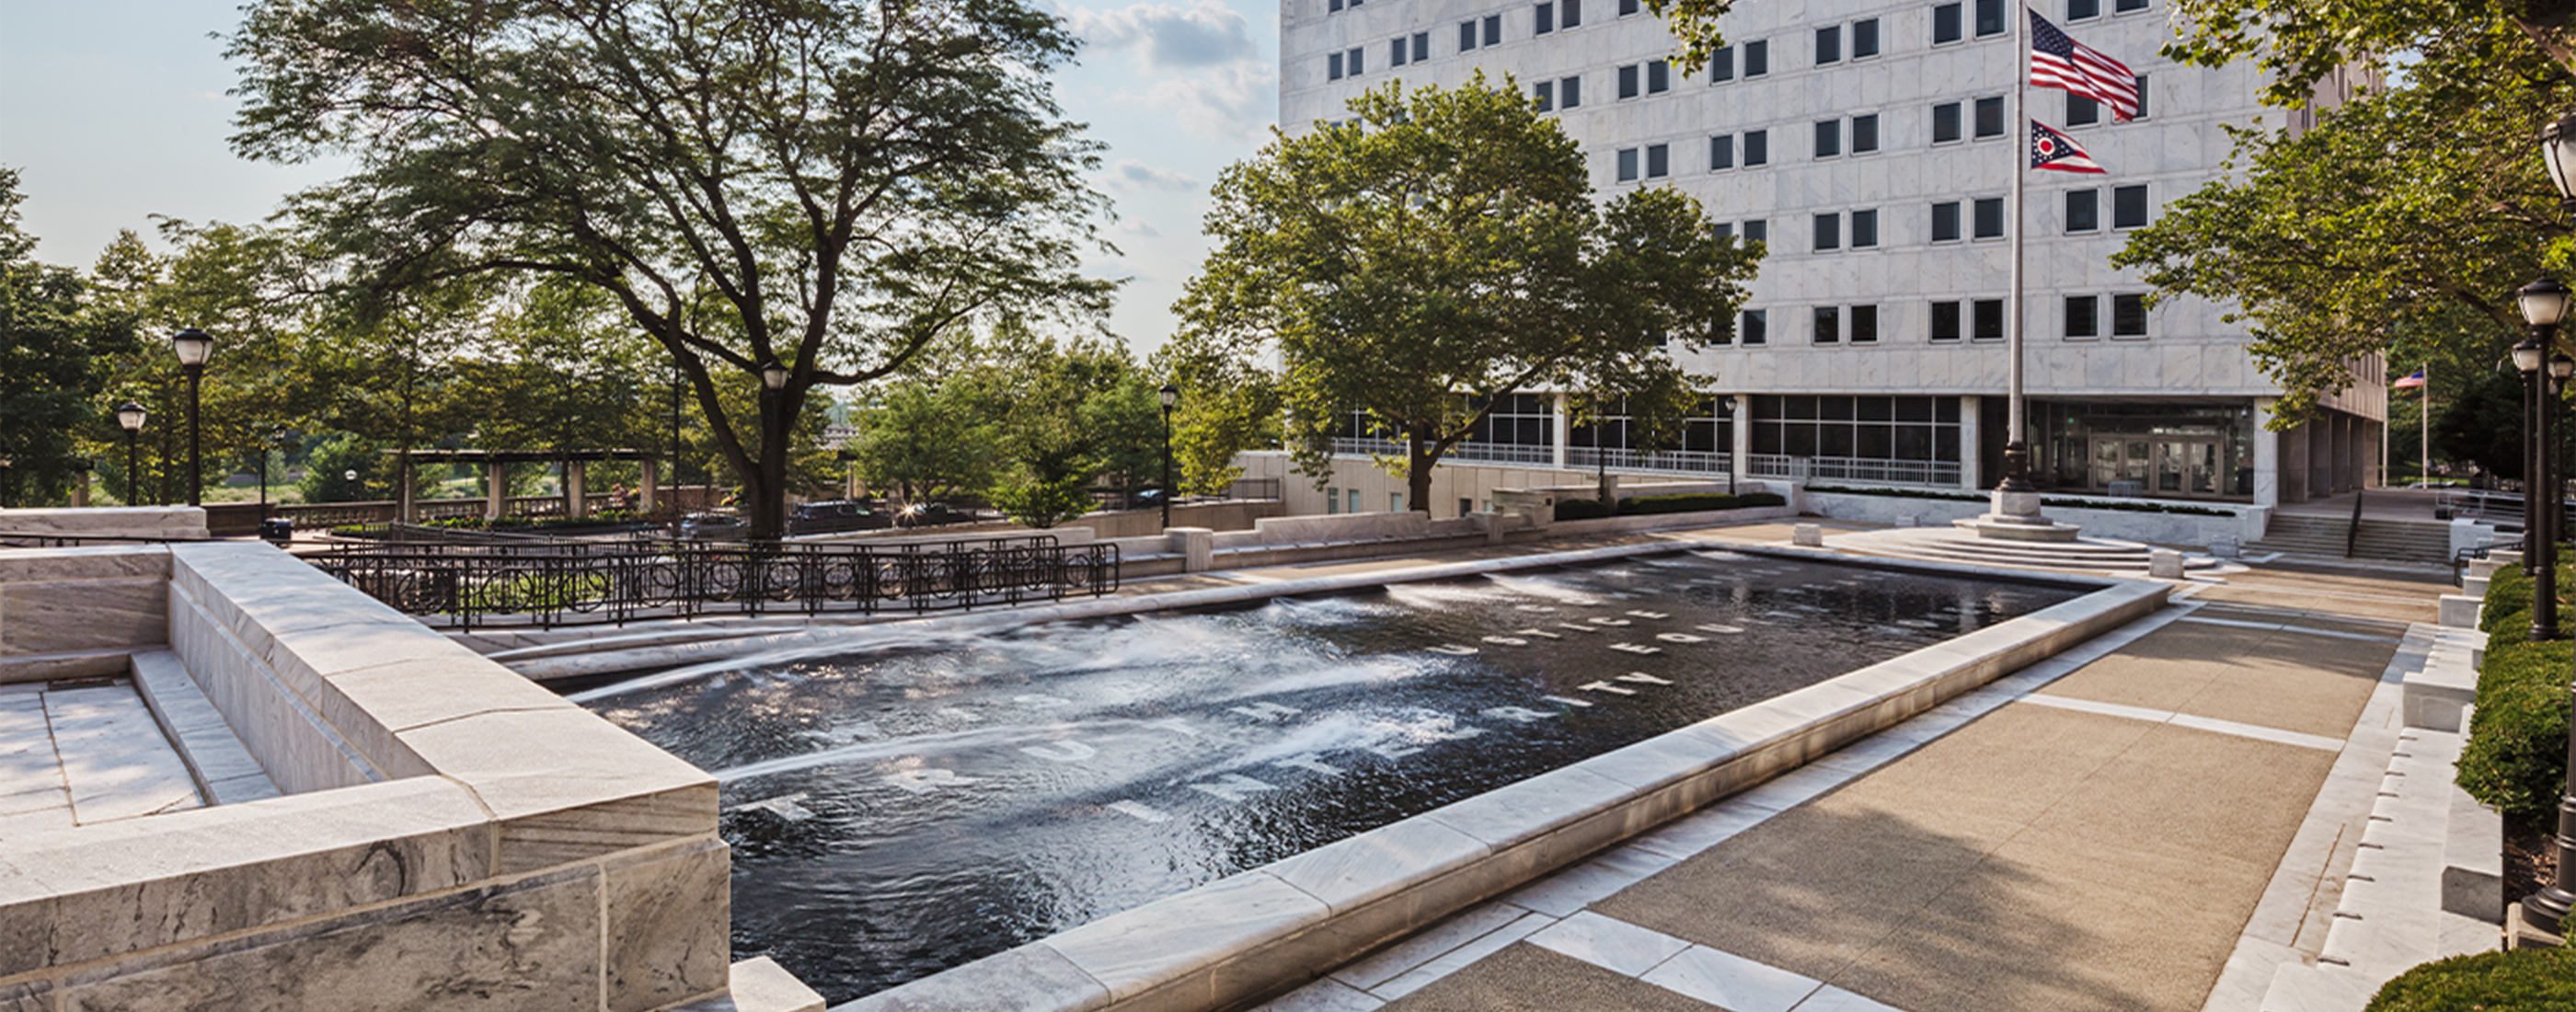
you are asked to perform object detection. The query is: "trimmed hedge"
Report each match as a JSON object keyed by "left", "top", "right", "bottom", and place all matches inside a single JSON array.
[
  {"left": 2365, "top": 946, "right": 2576, "bottom": 1011},
  {"left": 1802, "top": 484, "right": 2237, "bottom": 516},
  {"left": 2462, "top": 562, "right": 2574, "bottom": 822},
  {"left": 1552, "top": 492, "right": 1788, "bottom": 522}
]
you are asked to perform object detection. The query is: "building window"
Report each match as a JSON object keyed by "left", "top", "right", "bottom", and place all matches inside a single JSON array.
[
  {"left": 1483, "top": 15, "right": 1501, "bottom": 45},
  {"left": 1751, "top": 396, "right": 1962, "bottom": 466},
  {"left": 1413, "top": 32, "right": 1430, "bottom": 61},
  {"left": 1328, "top": 52, "right": 1344, "bottom": 79},
  {"left": 2064, "top": 295, "right": 2099, "bottom": 338},
  {"left": 1933, "top": 2, "right": 1962, "bottom": 43},
  {"left": 1933, "top": 101, "right": 1962, "bottom": 143},
  {"left": 1932, "top": 201, "right": 1962, "bottom": 242},
  {"left": 1972, "top": 197, "right": 2004, "bottom": 238},
  {"left": 1814, "top": 306, "right": 1841, "bottom": 343},
  {"left": 1391, "top": 38, "right": 1409, "bottom": 66},
  {"left": 1348, "top": 48, "right": 1363, "bottom": 74},
  {"left": 2112, "top": 184, "right": 2148, "bottom": 227},
  {"left": 1931, "top": 301, "right": 1962, "bottom": 341},
  {"left": 2066, "top": 189, "right": 2099, "bottom": 232},
  {"left": 1742, "top": 308, "right": 1768, "bottom": 345},
  {"left": 1469, "top": 393, "right": 1557, "bottom": 449},
  {"left": 1851, "top": 305, "right": 1880, "bottom": 342},
  {"left": 1646, "top": 143, "right": 1670, "bottom": 178},
  {"left": 1349, "top": 489, "right": 1362, "bottom": 513},
  {"left": 1851, "top": 208, "right": 1880, "bottom": 247},
  {"left": 1853, "top": 17, "right": 1880, "bottom": 56},
  {"left": 1617, "top": 147, "right": 1639, "bottom": 182},
  {"left": 1852, "top": 113, "right": 1880, "bottom": 153},
  {"left": 1816, "top": 25, "right": 1842, "bottom": 64},
  {"left": 1973, "top": 96, "right": 2004, "bottom": 137},
  {"left": 1619, "top": 64, "right": 1640, "bottom": 98},
  {"left": 1710, "top": 133, "right": 1733, "bottom": 169},
  {"left": 1710, "top": 45, "right": 1735, "bottom": 81},
  {"left": 1814, "top": 212, "right": 1842, "bottom": 251},
  {"left": 1648, "top": 59, "right": 1670, "bottom": 93},
  {"left": 1974, "top": 0, "right": 2004, "bottom": 34},
  {"left": 1620, "top": 0, "right": 1639, "bottom": 13},
  {"left": 1326, "top": 488, "right": 1339, "bottom": 512},
  {"left": 1560, "top": 75, "right": 1582, "bottom": 108},
  {"left": 2114, "top": 0, "right": 2146, "bottom": 11},
  {"left": 1536, "top": 2, "right": 1555, "bottom": 33},
  {"left": 2112, "top": 293, "right": 2147, "bottom": 336},
  {"left": 2068, "top": 93, "right": 2097, "bottom": 125},
  {"left": 2132, "top": 75, "right": 2149, "bottom": 118},
  {"left": 1460, "top": 21, "right": 1478, "bottom": 52},
  {"left": 1744, "top": 39, "right": 1769, "bottom": 75},
  {"left": 1972, "top": 298, "right": 2004, "bottom": 339},
  {"left": 1815, "top": 120, "right": 1841, "bottom": 157},
  {"left": 1743, "top": 219, "right": 1767, "bottom": 244},
  {"left": 1743, "top": 129, "right": 1768, "bottom": 166},
  {"left": 1535, "top": 80, "right": 1556, "bottom": 112},
  {"left": 2068, "top": 0, "right": 2099, "bottom": 17},
  {"left": 1329, "top": 0, "right": 1342, "bottom": 11},
  {"left": 1564, "top": 0, "right": 1582, "bottom": 27}
]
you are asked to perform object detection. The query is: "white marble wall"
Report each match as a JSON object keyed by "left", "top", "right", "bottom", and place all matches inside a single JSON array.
[
  {"left": 0, "top": 546, "right": 170, "bottom": 684},
  {"left": 1277, "top": 0, "right": 2380, "bottom": 420}
]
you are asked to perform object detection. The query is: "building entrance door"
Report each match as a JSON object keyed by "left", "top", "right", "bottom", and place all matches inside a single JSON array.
[{"left": 2089, "top": 435, "right": 2224, "bottom": 498}]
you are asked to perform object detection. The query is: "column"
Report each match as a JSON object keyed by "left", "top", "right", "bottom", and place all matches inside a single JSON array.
[
  {"left": 2252, "top": 398, "right": 2282, "bottom": 508},
  {"left": 1958, "top": 395, "right": 1982, "bottom": 490},
  {"left": 1731, "top": 395, "right": 1754, "bottom": 485},
  {"left": 565, "top": 460, "right": 587, "bottom": 519},
  {"left": 1552, "top": 392, "right": 1571, "bottom": 471},
  {"left": 71, "top": 470, "right": 89, "bottom": 508},
  {"left": 639, "top": 458, "right": 660, "bottom": 512},
  {"left": 397, "top": 455, "right": 415, "bottom": 524},
  {"left": 487, "top": 461, "right": 507, "bottom": 520}
]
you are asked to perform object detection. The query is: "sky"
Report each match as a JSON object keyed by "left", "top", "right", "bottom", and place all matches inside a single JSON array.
[{"left": 0, "top": 0, "right": 1281, "bottom": 358}]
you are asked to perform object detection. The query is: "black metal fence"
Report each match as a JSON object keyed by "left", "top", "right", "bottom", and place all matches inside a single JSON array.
[{"left": 305, "top": 535, "right": 1121, "bottom": 629}]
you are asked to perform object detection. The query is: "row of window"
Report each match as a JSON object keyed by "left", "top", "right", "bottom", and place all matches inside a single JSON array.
[
  {"left": 1593, "top": 187, "right": 2146, "bottom": 251},
  {"left": 1711, "top": 295, "right": 2149, "bottom": 346}
]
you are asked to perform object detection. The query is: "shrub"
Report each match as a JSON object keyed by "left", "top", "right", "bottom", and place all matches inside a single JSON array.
[
  {"left": 1555, "top": 498, "right": 1614, "bottom": 521},
  {"left": 2364, "top": 946, "right": 2576, "bottom": 1011},
  {"left": 1619, "top": 492, "right": 1787, "bottom": 514},
  {"left": 2461, "top": 564, "right": 2572, "bottom": 822}
]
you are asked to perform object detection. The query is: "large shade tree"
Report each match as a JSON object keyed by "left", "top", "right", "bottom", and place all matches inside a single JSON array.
[
  {"left": 1171, "top": 77, "right": 1758, "bottom": 512},
  {"left": 226, "top": 0, "right": 1113, "bottom": 538}
]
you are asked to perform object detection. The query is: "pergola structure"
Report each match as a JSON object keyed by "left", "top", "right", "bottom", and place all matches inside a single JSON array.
[{"left": 387, "top": 449, "right": 661, "bottom": 523}]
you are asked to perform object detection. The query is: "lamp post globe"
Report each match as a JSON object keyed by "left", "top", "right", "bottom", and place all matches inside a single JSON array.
[
  {"left": 761, "top": 361, "right": 789, "bottom": 391},
  {"left": 115, "top": 401, "right": 147, "bottom": 506},
  {"left": 2545, "top": 113, "right": 2576, "bottom": 211},
  {"left": 169, "top": 328, "right": 213, "bottom": 506},
  {"left": 1156, "top": 385, "right": 1179, "bottom": 529}
]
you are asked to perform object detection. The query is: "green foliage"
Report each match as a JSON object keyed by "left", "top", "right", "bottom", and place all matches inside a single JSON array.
[
  {"left": 0, "top": 167, "right": 139, "bottom": 504},
  {"left": 224, "top": 0, "right": 1116, "bottom": 537},
  {"left": 2363, "top": 945, "right": 2576, "bottom": 1011},
  {"left": 848, "top": 379, "right": 1001, "bottom": 503},
  {"left": 1553, "top": 492, "right": 1786, "bottom": 520},
  {"left": 1799, "top": 485, "right": 2239, "bottom": 516},
  {"left": 990, "top": 474, "right": 1094, "bottom": 529},
  {"left": 1555, "top": 498, "right": 1615, "bottom": 521},
  {"left": 2462, "top": 564, "right": 2572, "bottom": 822},
  {"left": 2434, "top": 366, "right": 2542, "bottom": 482},
  {"left": 1172, "top": 77, "right": 1757, "bottom": 512},
  {"left": 1150, "top": 338, "right": 1282, "bottom": 496}
]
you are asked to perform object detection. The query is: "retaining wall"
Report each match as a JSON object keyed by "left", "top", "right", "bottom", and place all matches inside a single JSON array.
[{"left": 1800, "top": 489, "right": 2268, "bottom": 546}]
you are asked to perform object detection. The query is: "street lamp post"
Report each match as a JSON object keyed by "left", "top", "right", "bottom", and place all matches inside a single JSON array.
[
  {"left": 2527, "top": 119, "right": 2576, "bottom": 937},
  {"left": 1158, "top": 385, "right": 1179, "bottom": 530},
  {"left": 116, "top": 401, "right": 147, "bottom": 506},
  {"left": 170, "top": 328, "right": 213, "bottom": 507},
  {"left": 2516, "top": 272, "right": 2576, "bottom": 936},
  {"left": 2556, "top": 353, "right": 2575, "bottom": 560},
  {"left": 758, "top": 361, "right": 789, "bottom": 542},
  {"left": 2517, "top": 321, "right": 2554, "bottom": 640}
]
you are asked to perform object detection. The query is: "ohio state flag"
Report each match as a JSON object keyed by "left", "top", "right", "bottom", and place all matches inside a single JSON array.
[{"left": 2030, "top": 121, "right": 2107, "bottom": 174}]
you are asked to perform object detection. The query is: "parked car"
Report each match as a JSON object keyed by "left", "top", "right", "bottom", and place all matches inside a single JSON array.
[
  {"left": 788, "top": 500, "right": 894, "bottom": 535},
  {"left": 679, "top": 512, "right": 750, "bottom": 540},
  {"left": 894, "top": 502, "right": 978, "bottom": 529}
]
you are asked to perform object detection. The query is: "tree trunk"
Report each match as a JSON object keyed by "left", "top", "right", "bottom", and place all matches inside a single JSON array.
[
  {"left": 749, "top": 388, "right": 790, "bottom": 541},
  {"left": 1408, "top": 422, "right": 1433, "bottom": 514}
]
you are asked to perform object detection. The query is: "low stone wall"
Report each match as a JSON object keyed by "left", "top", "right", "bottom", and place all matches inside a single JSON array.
[
  {"left": 0, "top": 542, "right": 735, "bottom": 1011},
  {"left": 845, "top": 558, "right": 2169, "bottom": 1012},
  {"left": 1069, "top": 500, "right": 1284, "bottom": 539},
  {"left": 0, "top": 546, "right": 170, "bottom": 684},
  {"left": 1801, "top": 489, "right": 2267, "bottom": 546},
  {"left": 0, "top": 505, "right": 209, "bottom": 542}
]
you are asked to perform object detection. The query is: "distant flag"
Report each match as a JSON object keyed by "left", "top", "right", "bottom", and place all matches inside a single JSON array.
[
  {"left": 2394, "top": 369, "right": 2427, "bottom": 390},
  {"left": 2030, "top": 121, "right": 2107, "bottom": 174},
  {"left": 2029, "top": 10, "right": 2140, "bottom": 121}
]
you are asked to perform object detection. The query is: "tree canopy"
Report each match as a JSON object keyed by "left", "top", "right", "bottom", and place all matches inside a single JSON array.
[
  {"left": 0, "top": 167, "right": 138, "bottom": 505},
  {"left": 1170, "top": 77, "right": 1758, "bottom": 512},
  {"left": 225, "top": 0, "right": 1114, "bottom": 536}
]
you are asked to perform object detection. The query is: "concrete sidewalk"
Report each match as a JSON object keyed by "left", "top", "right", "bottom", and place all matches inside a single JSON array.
[{"left": 1254, "top": 550, "right": 2450, "bottom": 1012}]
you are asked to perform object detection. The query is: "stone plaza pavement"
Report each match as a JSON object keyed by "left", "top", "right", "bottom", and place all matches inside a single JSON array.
[{"left": 1243, "top": 526, "right": 2452, "bottom": 1012}]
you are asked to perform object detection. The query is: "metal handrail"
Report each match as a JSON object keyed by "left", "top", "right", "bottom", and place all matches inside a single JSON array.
[
  {"left": 304, "top": 535, "right": 1119, "bottom": 630},
  {"left": 2345, "top": 489, "right": 2366, "bottom": 558}
]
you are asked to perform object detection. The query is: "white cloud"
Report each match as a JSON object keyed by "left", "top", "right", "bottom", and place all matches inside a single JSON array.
[
  {"left": 1146, "top": 60, "right": 1279, "bottom": 143},
  {"left": 1066, "top": 1, "right": 1257, "bottom": 70},
  {"left": 1100, "top": 159, "right": 1199, "bottom": 192},
  {"left": 1115, "top": 218, "right": 1165, "bottom": 237}
]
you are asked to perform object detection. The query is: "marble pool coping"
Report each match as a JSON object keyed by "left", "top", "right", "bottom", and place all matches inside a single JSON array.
[{"left": 822, "top": 546, "right": 2170, "bottom": 1012}]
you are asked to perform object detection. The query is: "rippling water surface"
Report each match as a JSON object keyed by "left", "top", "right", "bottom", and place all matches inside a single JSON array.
[{"left": 581, "top": 549, "right": 2082, "bottom": 1003}]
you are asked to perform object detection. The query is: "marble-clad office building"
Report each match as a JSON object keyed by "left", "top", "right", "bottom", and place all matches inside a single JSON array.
[{"left": 1277, "top": 0, "right": 2383, "bottom": 508}]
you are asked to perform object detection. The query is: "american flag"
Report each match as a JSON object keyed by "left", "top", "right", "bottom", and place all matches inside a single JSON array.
[
  {"left": 2394, "top": 369, "right": 2426, "bottom": 390},
  {"left": 2030, "top": 10, "right": 2139, "bottom": 121},
  {"left": 2030, "top": 121, "right": 2106, "bottom": 174}
]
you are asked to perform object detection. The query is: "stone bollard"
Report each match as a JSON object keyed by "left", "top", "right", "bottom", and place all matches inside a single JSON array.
[
  {"left": 1468, "top": 512, "right": 1505, "bottom": 546},
  {"left": 2147, "top": 548, "right": 2184, "bottom": 580},
  {"left": 1167, "top": 526, "right": 1215, "bottom": 572},
  {"left": 1792, "top": 523, "right": 1824, "bottom": 547}
]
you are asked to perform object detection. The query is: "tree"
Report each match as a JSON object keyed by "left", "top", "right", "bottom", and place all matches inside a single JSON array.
[
  {"left": 848, "top": 379, "right": 999, "bottom": 503},
  {"left": 2433, "top": 364, "right": 2536, "bottom": 482},
  {"left": 1171, "top": 78, "right": 1758, "bottom": 512},
  {"left": 0, "top": 167, "right": 138, "bottom": 506},
  {"left": 227, "top": 0, "right": 1114, "bottom": 539}
]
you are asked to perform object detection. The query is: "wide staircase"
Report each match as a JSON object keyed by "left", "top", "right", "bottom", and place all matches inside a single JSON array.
[{"left": 2244, "top": 513, "right": 2452, "bottom": 563}]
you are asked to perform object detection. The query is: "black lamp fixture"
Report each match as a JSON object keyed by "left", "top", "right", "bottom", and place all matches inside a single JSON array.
[
  {"left": 116, "top": 400, "right": 147, "bottom": 506},
  {"left": 1157, "top": 384, "right": 1179, "bottom": 530},
  {"left": 761, "top": 360, "right": 789, "bottom": 391},
  {"left": 170, "top": 328, "right": 213, "bottom": 506},
  {"left": 2543, "top": 112, "right": 2576, "bottom": 212},
  {"left": 2515, "top": 274, "right": 2576, "bottom": 935}
]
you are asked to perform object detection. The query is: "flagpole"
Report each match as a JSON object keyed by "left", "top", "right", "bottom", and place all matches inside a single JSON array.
[
  {"left": 1999, "top": 5, "right": 2033, "bottom": 494},
  {"left": 2423, "top": 364, "right": 2433, "bottom": 488}
]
